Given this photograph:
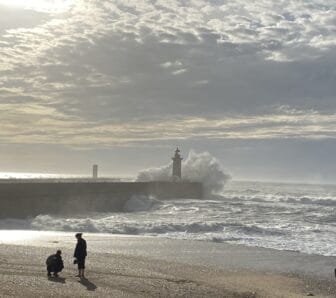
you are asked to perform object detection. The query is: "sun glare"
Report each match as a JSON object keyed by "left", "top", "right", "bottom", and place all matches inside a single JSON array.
[{"left": 0, "top": 0, "right": 74, "bottom": 13}]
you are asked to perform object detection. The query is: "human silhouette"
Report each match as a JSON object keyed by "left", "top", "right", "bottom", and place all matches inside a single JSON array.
[
  {"left": 74, "top": 233, "right": 87, "bottom": 278},
  {"left": 46, "top": 250, "right": 64, "bottom": 277}
]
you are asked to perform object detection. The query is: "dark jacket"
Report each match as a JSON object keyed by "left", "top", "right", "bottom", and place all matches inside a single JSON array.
[
  {"left": 46, "top": 254, "right": 64, "bottom": 272},
  {"left": 74, "top": 238, "right": 87, "bottom": 260}
]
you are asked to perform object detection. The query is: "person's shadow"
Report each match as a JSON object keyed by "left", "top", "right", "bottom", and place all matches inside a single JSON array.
[
  {"left": 78, "top": 277, "right": 97, "bottom": 291},
  {"left": 48, "top": 276, "right": 66, "bottom": 284}
]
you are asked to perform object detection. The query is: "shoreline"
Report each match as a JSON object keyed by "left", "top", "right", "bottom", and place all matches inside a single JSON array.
[
  {"left": 0, "top": 230, "right": 335, "bottom": 280},
  {"left": 0, "top": 243, "right": 336, "bottom": 297},
  {"left": 0, "top": 231, "right": 336, "bottom": 297}
]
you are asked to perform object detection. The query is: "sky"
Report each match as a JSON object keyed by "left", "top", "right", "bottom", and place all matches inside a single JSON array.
[{"left": 0, "top": 0, "right": 336, "bottom": 183}]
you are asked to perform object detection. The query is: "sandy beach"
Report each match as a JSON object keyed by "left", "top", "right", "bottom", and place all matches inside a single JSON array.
[{"left": 0, "top": 232, "right": 335, "bottom": 297}]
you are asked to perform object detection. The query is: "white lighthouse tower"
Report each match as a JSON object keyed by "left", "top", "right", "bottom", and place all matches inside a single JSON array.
[{"left": 172, "top": 147, "right": 183, "bottom": 180}]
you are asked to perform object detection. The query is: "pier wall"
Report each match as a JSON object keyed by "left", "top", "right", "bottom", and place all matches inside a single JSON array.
[{"left": 0, "top": 181, "right": 203, "bottom": 218}]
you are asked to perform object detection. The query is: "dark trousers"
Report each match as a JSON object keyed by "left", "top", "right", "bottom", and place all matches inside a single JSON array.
[{"left": 77, "top": 257, "right": 86, "bottom": 270}]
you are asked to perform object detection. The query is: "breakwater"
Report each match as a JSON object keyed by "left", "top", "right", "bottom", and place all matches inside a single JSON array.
[{"left": 0, "top": 180, "right": 203, "bottom": 218}]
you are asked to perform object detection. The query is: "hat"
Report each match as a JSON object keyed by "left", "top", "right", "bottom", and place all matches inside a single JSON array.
[{"left": 75, "top": 233, "right": 82, "bottom": 237}]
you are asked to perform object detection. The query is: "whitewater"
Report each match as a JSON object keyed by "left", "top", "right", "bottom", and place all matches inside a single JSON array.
[{"left": 0, "top": 151, "right": 335, "bottom": 257}]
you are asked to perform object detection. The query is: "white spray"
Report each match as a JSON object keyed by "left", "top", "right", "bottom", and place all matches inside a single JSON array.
[{"left": 136, "top": 150, "right": 231, "bottom": 194}]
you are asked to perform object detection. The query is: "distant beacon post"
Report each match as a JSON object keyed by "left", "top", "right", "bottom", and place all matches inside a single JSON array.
[
  {"left": 172, "top": 147, "right": 183, "bottom": 180},
  {"left": 92, "top": 164, "right": 98, "bottom": 179}
]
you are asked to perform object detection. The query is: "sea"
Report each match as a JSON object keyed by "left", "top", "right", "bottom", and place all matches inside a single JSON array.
[{"left": 0, "top": 151, "right": 335, "bottom": 257}]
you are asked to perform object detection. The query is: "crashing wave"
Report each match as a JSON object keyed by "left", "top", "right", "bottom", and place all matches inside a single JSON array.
[{"left": 136, "top": 150, "right": 231, "bottom": 194}]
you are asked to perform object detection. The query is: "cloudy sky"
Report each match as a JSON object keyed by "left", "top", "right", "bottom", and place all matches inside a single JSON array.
[{"left": 0, "top": 0, "right": 336, "bottom": 183}]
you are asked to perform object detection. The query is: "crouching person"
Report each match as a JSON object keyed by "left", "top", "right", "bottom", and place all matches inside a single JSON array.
[{"left": 46, "top": 250, "right": 64, "bottom": 277}]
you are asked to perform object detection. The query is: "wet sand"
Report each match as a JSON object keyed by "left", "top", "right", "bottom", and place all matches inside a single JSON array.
[{"left": 0, "top": 232, "right": 336, "bottom": 297}]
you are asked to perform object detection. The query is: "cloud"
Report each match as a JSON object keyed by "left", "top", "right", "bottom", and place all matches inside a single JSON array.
[
  {"left": 172, "top": 68, "right": 187, "bottom": 75},
  {"left": 160, "top": 60, "right": 182, "bottom": 68},
  {"left": 1, "top": 0, "right": 335, "bottom": 74},
  {"left": 0, "top": 102, "right": 335, "bottom": 148},
  {"left": 0, "top": 0, "right": 335, "bottom": 150}
]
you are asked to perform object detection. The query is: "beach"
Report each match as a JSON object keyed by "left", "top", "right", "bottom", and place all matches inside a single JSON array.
[{"left": 0, "top": 232, "right": 335, "bottom": 297}]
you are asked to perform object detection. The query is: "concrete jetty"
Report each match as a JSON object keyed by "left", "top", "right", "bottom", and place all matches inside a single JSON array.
[{"left": 0, "top": 180, "right": 203, "bottom": 218}]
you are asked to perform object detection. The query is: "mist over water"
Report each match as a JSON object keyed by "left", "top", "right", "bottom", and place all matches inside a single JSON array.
[{"left": 0, "top": 151, "right": 336, "bottom": 257}]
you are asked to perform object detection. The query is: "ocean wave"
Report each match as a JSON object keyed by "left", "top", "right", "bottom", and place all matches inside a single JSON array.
[
  {"left": 29, "top": 216, "right": 228, "bottom": 235},
  {"left": 316, "top": 215, "right": 336, "bottom": 223},
  {"left": 238, "top": 225, "right": 286, "bottom": 236},
  {"left": 26, "top": 214, "right": 289, "bottom": 239},
  {"left": 31, "top": 215, "right": 101, "bottom": 233},
  {"left": 281, "top": 197, "right": 336, "bottom": 206},
  {"left": 218, "top": 193, "right": 336, "bottom": 207}
]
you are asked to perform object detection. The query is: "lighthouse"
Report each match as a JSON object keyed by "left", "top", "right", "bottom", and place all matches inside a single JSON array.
[{"left": 172, "top": 147, "right": 183, "bottom": 179}]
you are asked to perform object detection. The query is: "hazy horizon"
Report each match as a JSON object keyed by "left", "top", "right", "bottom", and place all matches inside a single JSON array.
[
  {"left": 0, "top": 170, "right": 334, "bottom": 186},
  {"left": 1, "top": 0, "right": 336, "bottom": 184}
]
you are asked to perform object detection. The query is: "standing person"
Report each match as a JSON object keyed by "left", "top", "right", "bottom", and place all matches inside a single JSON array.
[
  {"left": 74, "top": 233, "right": 87, "bottom": 278},
  {"left": 46, "top": 250, "right": 64, "bottom": 277}
]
